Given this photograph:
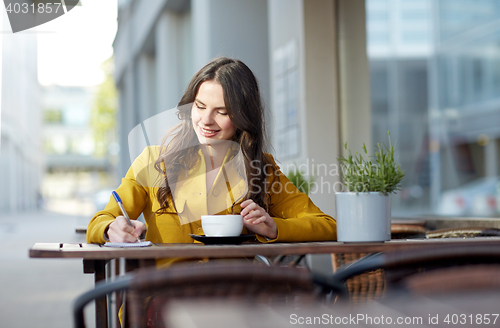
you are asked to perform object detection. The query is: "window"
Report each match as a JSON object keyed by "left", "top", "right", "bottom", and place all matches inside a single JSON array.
[{"left": 366, "top": 0, "right": 500, "bottom": 217}]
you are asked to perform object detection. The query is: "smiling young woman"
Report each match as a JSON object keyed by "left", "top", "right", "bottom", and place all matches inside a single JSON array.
[{"left": 86, "top": 57, "right": 337, "bottom": 267}]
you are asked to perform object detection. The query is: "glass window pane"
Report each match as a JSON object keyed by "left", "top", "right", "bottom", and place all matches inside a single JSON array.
[{"left": 366, "top": 0, "right": 500, "bottom": 217}]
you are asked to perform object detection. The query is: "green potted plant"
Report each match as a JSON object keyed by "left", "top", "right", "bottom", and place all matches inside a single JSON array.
[{"left": 336, "top": 132, "right": 404, "bottom": 242}]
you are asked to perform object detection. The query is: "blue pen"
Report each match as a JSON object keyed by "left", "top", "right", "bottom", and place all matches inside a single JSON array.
[{"left": 112, "top": 191, "right": 141, "bottom": 243}]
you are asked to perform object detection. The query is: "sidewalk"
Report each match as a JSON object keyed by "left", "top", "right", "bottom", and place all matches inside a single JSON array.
[{"left": 0, "top": 210, "right": 95, "bottom": 328}]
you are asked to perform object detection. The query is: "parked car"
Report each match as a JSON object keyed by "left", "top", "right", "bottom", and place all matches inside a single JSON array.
[{"left": 436, "top": 176, "right": 499, "bottom": 217}]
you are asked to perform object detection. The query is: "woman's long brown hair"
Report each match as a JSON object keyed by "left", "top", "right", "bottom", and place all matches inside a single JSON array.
[{"left": 154, "top": 57, "right": 271, "bottom": 214}]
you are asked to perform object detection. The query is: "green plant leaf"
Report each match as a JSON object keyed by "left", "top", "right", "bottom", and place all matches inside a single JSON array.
[{"left": 337, "top": 131, "right": 405, "bottom": 194}]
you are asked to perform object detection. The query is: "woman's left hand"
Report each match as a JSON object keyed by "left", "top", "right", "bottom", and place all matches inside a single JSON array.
[{"left": 240, "top": 199, "right": 277, "bottom": 240}]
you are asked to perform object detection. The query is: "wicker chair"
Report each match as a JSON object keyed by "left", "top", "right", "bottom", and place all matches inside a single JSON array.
[
  {"left": 73, "top": 262, "right": 342, "bottom": 328},
  {"left": 331, "top": 224, "right": 500, "bottom": 302},
  {"left": 330, "top": 244, "right": 500, "bottom": 300},
  {"left": 330, "top": 223, "right": 429, "bottom": 303},
  {"left": 128, "top": 262, "right": 324, "bottom": 328},
  {"left": 426, "top": 227, "right": 500, "bottom": 238}
]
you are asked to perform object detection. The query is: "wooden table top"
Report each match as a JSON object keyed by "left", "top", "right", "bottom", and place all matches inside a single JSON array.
[{"left": 29, "top": 237, "right": 500, "bottom": 260}]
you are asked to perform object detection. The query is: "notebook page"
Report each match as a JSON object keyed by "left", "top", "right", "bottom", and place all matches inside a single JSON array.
[{"left": 103, "top": 241, "right": 153, "bottom": 248}]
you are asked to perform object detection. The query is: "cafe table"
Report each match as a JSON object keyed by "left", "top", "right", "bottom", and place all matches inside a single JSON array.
[{"left": 29, "top": 237, "right": 500, "bottom": 328}]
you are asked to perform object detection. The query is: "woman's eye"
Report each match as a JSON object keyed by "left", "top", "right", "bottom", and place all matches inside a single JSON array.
[
  {"left": 218, "top": 111, "right": 228, "bottom": 116},
  {"left": 196, "top": 104, "right": 205, "bottom": 110}
]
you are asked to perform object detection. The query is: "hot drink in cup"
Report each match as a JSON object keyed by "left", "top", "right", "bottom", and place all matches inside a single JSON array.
[{"left": 201, "top": 215, "right": 243, "bottom": 237}]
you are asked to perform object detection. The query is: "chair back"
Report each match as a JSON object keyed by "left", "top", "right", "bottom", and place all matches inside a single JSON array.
[
  {"left": 330, "top": 223, "right": 429, "bottom": 302},
  {"left": 402, "top": 264, "right": 500, "bottom": 295},
  {"left": 331, "top": 244, "right": 500, "bottom": 299},
  {"left": 126, "top": 262, "right": 323, "bottom": 328}
]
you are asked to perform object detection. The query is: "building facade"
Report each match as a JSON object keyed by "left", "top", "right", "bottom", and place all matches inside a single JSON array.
[
  {"left": 0, "top": 8, "right": 42, "bottom": 212},
  {"left": 41, "top": 85, "right": 108, "bottom": 171},
  {"left": 112, "top": 0, "right": 372, "bottom": 274},
  {"left": 112, "top": 0, "right": 370, "bottom": 221}
]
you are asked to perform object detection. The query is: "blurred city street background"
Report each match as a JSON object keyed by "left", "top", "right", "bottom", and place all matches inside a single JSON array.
[
  {"left": 0, "top": 210, "right": 95, "bottom": 328},
  {"left": 2, "top": 0, "right": 500, "bottom": 327},
  {"left": 1, "top": 0, "right": 116, "bottom": 326}
]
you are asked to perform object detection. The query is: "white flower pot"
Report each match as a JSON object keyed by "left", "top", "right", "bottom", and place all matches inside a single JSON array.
[{"left": 335, "top": 192, "right": 391, "bottom": 242}]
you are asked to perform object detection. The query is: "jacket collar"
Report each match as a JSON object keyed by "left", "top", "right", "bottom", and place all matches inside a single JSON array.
[{"left": 173, "top": 143, "right": 247, "bottom": 225}]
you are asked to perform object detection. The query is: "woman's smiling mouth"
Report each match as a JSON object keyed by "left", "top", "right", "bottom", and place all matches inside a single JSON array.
[{"left": 199, "top": 126, "right": 220, "bottom": 137}]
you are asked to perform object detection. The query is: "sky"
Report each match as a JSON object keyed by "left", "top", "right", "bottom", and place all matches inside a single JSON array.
[{"left": 37, "top": 0, "right": 117, "bottom": 86}]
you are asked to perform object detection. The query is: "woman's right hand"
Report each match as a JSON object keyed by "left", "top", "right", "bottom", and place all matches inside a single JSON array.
[{"left": 106, "top": 216, "right": 146, "bottom": 243}]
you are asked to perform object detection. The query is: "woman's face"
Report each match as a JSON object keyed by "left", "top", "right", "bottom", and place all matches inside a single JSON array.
[{"left": 191, "top": 81, "right": 237, "bottom": 143}]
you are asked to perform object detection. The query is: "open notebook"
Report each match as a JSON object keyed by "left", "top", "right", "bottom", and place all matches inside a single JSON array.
[{"left": 103, "top": 241, "right": 152, "bottom": 248}]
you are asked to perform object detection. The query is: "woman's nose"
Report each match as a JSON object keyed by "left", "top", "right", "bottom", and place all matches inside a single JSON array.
[{"left": 200, "top": 110, "right": 215, "bottom": 125}]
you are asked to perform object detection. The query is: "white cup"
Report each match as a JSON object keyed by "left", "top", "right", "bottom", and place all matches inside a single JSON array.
[{"left": 201, "top": 215, "right": 243, "bottom": 237}]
